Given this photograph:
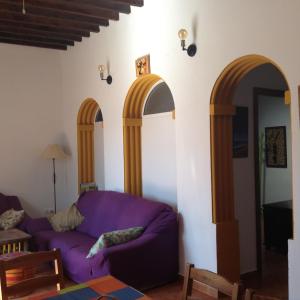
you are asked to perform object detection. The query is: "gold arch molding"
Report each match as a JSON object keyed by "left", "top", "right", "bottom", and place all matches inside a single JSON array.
[
  {"left": 123, "top": 74, "right": 165, "bottom": 196},
  {"left": 77, "top": 98, "right": 101, "bottom": 191},
  {"left": 210, "top": 54, "right": 290, "bottom": 281}
]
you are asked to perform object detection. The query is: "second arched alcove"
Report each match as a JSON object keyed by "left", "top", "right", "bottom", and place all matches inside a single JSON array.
[{"left": 142, "top": 81, "right": 177, "bottom": 207}]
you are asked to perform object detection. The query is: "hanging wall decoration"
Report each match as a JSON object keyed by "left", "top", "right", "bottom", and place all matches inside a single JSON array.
[
  {"left": 265, "top": 126, "right": 287, "bottom": 168},
  {"left": 135, "top": 54, "right": 151, "bottom": 77}
]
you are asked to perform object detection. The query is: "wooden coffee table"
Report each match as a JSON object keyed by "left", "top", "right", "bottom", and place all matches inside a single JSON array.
[{"left": 0, "top": 228, "right": 31, "bottom": 253}]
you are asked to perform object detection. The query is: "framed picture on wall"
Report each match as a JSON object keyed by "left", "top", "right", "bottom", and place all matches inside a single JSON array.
[
  {"left": 232, "top": 106, "right": 248, "bottom": 158},
  {"left": 265, "top": 126, "right": 287, "bottom": 168}
]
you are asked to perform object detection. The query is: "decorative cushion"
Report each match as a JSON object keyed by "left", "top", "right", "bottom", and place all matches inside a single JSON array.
[
  {"left": 0, "top": 209, "right": 25, "bottom": 230},
  {"left": 86, "top": 227, "right": 144, "bottom": 258},
  {"left": 48, "top": 204, "right": 84, "bottom": 232}
]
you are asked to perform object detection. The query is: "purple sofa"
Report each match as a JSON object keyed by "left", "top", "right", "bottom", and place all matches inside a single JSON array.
[{"left": 25, "top": 191, "right": 178, "bottom": 289}]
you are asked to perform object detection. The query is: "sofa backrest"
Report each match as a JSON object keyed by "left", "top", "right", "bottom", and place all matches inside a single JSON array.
[
  {"left": 75, "top": 191, "right": 173, "bottom": 239},
  {"left": 0, "top": 193, "right": 23, "bottom": 215}
]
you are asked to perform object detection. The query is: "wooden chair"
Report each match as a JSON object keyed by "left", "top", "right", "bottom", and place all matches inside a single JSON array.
[
  {"left": 0, "top": 249, "right": 64, "bottom": 300},
  {"left": 245, "top": 289, "right": 282, "bottom": 300},
  {"left": 182, "top": 263, "right": 242, "bottom": 300}
]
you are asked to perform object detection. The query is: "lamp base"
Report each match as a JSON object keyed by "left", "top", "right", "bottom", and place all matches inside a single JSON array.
[{"left": 187, "top": 44, "right": 197, "bottom": 57}]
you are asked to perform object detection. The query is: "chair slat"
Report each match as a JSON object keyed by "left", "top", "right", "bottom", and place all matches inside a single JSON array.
[
  {"left": 182, "top": 263, "right": 242, "bottom": 300},
  {"left": 0, "top": 249, "right": 64, "bottom": 300}
]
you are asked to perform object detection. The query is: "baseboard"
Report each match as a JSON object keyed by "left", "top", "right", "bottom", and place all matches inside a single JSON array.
[{"left": 178, "top": 274, "right": 218, "bottom": 298}]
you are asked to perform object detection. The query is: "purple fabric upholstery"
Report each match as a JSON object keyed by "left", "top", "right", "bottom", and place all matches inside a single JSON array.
[
  {"left": 0, "top": 193, "right": 23, "bottom": 214},
  {"left": 25, "top": 191, "right": 178, "bottom": 289},
  {"left": 76, "top": 191, "right": 171, "bottom": 238}
]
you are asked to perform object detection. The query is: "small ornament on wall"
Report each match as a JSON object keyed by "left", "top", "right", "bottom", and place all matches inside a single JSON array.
[{"left": 135, "top": 54, "right": 151, "bottom": 77}]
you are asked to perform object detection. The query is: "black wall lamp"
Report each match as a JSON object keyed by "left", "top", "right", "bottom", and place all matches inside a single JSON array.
[
  {"left": 98, "top": 65, "right": 112, "bottom": 84},
  {"left": 178, "top": 28, "right": 197, "bottom": 57}
]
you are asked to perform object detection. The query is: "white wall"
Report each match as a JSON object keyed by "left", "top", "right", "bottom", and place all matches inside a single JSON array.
[
  {"left": 259, "top": 96, "right": 292, "bottom": 204},
  {"left": 142, "top": 112, "right": 177, "bottom": 208},
  {"left": 94, "top": 122, "right": 105, "bottom": 189},
  {"left": 233, "top": 64, "right": 288, "bottom": 275},
  {"left": 0, "top": 44, "right": 63, "bottom": 217},
  {"left": 57, "top": 1, "right": 300, "bottom": 296}
]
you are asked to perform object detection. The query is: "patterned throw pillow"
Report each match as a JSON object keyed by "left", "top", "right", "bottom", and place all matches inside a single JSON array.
[
  {"left": 48, "top": 204, "right": 84, "bottom": 232},
  {"left": 86, "top": 227, "right": 144, "bottom": 258},
  {"left": 0, "top": 209, "right": 25, "bottom": 230}
]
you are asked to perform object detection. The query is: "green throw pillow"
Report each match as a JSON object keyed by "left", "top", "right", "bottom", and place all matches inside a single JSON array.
[{"left": 86, "top": 226, "right": 144, "bottom": 258}]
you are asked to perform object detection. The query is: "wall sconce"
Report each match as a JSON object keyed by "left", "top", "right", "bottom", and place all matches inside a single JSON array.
[
  {"left": 178, "top": 28, "right": 197, "bottom": 57},
  {"left": 98, "top": 65, "right": 112, "bottom": 84}
]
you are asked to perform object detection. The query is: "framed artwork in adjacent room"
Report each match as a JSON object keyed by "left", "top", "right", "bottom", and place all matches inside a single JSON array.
[
  {"left": 232, "top": 106, "right": 248, "bottom": 158},
  {"left": 265, "top": 126, "right": 287, "bottom": 168}
]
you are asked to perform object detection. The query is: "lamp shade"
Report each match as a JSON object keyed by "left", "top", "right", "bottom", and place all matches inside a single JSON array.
[{"left": 42, "top": 144, "right": 68, "bottom": 160}]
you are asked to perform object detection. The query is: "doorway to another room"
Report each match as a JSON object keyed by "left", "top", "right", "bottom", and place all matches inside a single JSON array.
[{"left": 210, "top": 55, "right": 294, "bottom": 299}]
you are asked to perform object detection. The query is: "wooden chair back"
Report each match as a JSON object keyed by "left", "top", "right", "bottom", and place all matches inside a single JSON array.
[
  {"left": 0, "top": 249, "right": 64, "bottom": 300},
  {"left": 245, "top": 289, "right": 282, "bottom": 300},
  {"left": 182, "top": 263, "right": 242, "bottom": 300}
]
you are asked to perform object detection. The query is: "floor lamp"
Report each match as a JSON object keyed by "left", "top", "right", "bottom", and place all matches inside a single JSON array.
[{"left": 42, "top": 144, "right": 67, "bottom": 213}]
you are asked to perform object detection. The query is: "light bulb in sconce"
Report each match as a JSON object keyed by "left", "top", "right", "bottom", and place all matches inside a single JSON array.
[
  {"left": 178, "top": 28, "right": 188, "bottom": 41},
  {"left": 178, "top": 28, "right": 197, "bottom": 57},
  {"left": 98, "top": 64, "right": 112, "bottom": 84},
  {"left": 98, "top": 65, "right": 105, "bottom": 80}
]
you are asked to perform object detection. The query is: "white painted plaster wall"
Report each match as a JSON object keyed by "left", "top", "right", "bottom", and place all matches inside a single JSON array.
[
  {"left": 233, "top": 65, "right": 288, "bottom": 274},
  {"left": 57, "top": 1, "right": 300, "bottom": 296},
  {"left": 258, "top": 96, "right": 292, "bottom": 205},
  {"left": 142, "top": 112, "right": 177, "bottom": 208},
  {"left": 0, "top": 44, "right": 63, "bottom": 217},
  {"left": 94, "top": 123, "right": 105, "bottom": 190}
]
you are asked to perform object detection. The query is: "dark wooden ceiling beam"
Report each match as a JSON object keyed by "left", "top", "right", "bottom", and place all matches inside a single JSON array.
[
  {"left": 0, "top": 31, "right": 74, "bottom": 46},
  {"left": 0, "top": 19, "right": 89, "bottom": 37},
  {"left": 0, "top": 25, "right": 80, "bottom": 42},
  {"left": 0, "top": 0, "right": 144, "bottom": 50},
  {"left": 55, "top": 0, "right": 131, "bottom": 14},
  {"left": 109, "top": 0, "right": 143, "bottom": 7},
  {"left": 0, "top": 2, "right": 116, "bottom": 24},
  {"left": 0, "top": 38, "right": 67, "bottom": 50},
  {"left": 0, "top": 10, "right": 102, "bottom": 32},
  {"left": 0, "top": 0, "right": 119, "bottom": 21}
]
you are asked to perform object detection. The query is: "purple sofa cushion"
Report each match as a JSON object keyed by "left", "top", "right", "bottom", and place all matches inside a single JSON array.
[
  {"left": 34, "top": 230, "right": 96, "bottom": 256},
  {"left": 76, "top": 191, "right": 172, "bottom": 239}
]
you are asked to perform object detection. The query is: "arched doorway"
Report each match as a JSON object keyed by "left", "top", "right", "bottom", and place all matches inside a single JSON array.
[
  {"left": 77, "top": 98, "right": 104, "bottom": 191},
  {"left": 123, "top": 74, "right": 176, "bottom": 197},
  {"left": 210, "top": 55, "right": 291, "bottom": 281}
]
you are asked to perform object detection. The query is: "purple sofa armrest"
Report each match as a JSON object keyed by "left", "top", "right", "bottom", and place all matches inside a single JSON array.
[
  {"left": 23, "top": 217, "right": 53, "bottom": 235},
  {"left": 98, "top": 212, "right": 178, "bottom": 289}
]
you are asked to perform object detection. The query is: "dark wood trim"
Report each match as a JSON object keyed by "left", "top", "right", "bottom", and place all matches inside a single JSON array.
[
  {"left": 0, "top": 25, "right": 82, "bottom": 42},
  {"left": 0, "top": 31, "right": 74, "bottom": 46},
  {"left": 0, "top": 19, "right": 90, "bottom": 37},
  {"left": 110, "top": 0, "right": 143, "bottom": 7},
  {"left": 0, "top": 2, "right": 115, "bottom": 23},
  {"left": 0, "top": 38, "right": 67, "bottom": 50},
  {"left": 0, "top": 11, "right": 103, "bottom": 32},
  {"left": 0, "top": 0, "right": 126, "bottom": 16},
  {"left": 253, "top": 87, "right": 285, "bottom": 274}
]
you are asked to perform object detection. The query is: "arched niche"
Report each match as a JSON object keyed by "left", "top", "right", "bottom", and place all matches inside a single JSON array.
[
  {"left": 210, "top": 54, "right": 291, "bottom": 281},
  {"left": 77, "top": 98, "right": 103, "bottom": 191},
  {"left": 141, "top": 81, "right": 177, "bottom": 207},
  {"left": 123, "top": 74, "right": 175, "bottom": 196}
]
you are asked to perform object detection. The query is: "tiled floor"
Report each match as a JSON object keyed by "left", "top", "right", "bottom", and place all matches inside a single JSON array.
[{"left": 16, "top": 249, "right": 287, "bottom": 300}]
